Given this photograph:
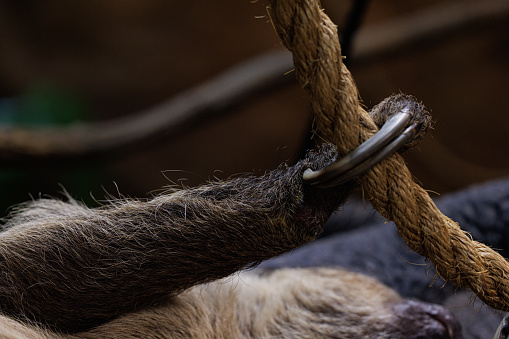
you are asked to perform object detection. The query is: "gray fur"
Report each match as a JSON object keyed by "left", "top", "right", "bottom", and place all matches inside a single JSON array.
[
  {"left": 0, "top": 268, "right": 460, "bottom": 338},
  {"left": 0, "top": 96, "right": 456, "bottom": 337},
  {"left": 0, "top": 144, "right": 353, "bottom": 332}
]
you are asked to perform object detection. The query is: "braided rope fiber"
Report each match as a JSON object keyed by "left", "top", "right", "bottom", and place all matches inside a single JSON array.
[{"left": 268, "top": 0, "right": 509, "bottom": 311}]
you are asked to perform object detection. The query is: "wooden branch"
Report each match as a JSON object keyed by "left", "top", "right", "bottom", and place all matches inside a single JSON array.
[
  {"left": 352, "top": 0, "right": 509, "bottom": 61},
  {"left": 0, "top": 50, "right": 294, "bottom": 163},
  {"left": 1, "top": 0, "right": 508, "bottom": 163}
]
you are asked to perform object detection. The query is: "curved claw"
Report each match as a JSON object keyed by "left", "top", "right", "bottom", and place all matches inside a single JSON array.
[{"left": 303, "top": 107, "right": 418, "bottom": 188}]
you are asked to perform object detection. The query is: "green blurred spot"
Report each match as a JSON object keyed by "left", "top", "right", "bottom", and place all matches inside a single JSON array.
[
  {"left": 0, "top": 81, "right": 88, "bottom": 126},
  {"left": 0, "top": 81, "right": 104, "bottom": 216}
]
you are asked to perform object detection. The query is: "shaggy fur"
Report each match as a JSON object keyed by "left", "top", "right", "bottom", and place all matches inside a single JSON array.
[
  {"left": 0, "top": 268, "right": 460, "bottom": 338},
  {"left": 0, "top": 96, "right": 459, "bottom": 337},
  {"left": 0, "top": 144, "right": 354, "bottom": 332}
]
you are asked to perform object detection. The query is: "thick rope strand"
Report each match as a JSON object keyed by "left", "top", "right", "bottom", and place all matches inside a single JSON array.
[{"left": 268, "top": 0, "right": 509, "bottom": 311}]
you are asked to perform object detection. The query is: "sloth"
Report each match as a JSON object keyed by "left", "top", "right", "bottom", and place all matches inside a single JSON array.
[
  {"left": 0, "top": 268, "right": 460, "bottom": 338},
  {"left": 0, "top": 143, "right": 461, "bottom": 338},
  {"left": 0, "top": 95, "right": 461, "bottom": 338}
]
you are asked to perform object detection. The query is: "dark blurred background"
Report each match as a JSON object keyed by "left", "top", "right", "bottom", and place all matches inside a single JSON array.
[{"left": 0, "top": 0, "right": 508, "bottom": 215}]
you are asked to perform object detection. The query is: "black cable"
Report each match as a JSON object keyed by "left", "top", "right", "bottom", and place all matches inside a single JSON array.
[
  {"left": 298, "top": 0, "right": 371, "bottom": 158},
  {"left": 341, "top": 0, "right": 370, "bottom": 65}
]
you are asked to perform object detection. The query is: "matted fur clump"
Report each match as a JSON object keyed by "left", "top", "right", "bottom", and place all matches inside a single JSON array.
[{"left": 0, "top": 144, "right": 353, "bottom": 332}]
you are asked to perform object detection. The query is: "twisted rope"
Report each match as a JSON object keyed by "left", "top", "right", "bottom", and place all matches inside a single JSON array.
[{"left": 268, "top": 0, "right": 509, "bottom": 311}]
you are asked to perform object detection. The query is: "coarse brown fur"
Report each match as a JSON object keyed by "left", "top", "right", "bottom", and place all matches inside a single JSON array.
[
  {"left": 0, "top": 97, "right": 459, "bottom": 337},
  {"left": 0, "top": 268, "right": 460, "bottom": 338},
  {"left": 0, "top": 144, "right": 356, "bottom": 333}
]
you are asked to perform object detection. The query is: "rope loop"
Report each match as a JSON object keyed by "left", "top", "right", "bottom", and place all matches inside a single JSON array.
[{"left": 268, "top": 0, "right": 509, "bottom": 311}]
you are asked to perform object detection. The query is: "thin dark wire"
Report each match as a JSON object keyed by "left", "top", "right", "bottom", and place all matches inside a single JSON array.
[
  {"left": 341, "top": 0, "right": 371, "bottom": 65},
  {"left": 299, "top": 0, "right": 371, "bottom": 157}
]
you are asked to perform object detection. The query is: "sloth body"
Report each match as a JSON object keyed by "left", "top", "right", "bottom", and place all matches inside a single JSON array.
[
  {"left": 0, "top": 267, "right": 458, "bottom": 338},
  {"left": 0, "top": 142, "right": 460, "bottom": 338}
]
